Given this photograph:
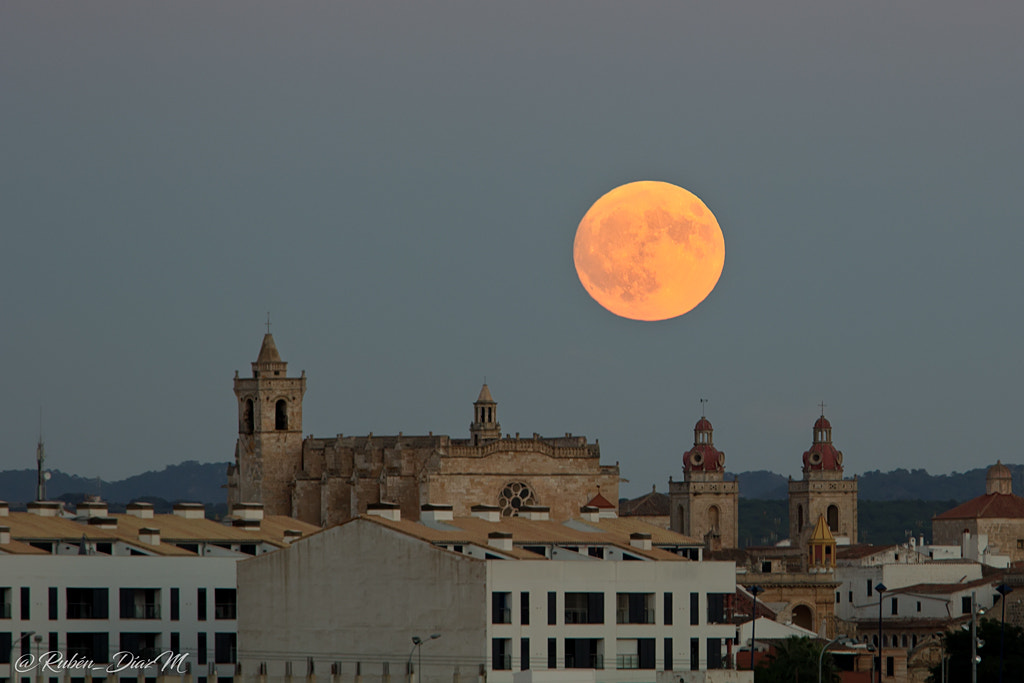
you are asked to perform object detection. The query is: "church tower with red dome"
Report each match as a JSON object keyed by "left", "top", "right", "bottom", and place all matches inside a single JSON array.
[
  {"left": 787, "top": 412, "right": 859, "bottom": 547},
  {"left": 668, "top": 414, "right": 739, "bottom": 549}
]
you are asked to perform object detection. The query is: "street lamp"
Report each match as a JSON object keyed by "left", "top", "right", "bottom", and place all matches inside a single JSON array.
[
  {"left": 748, "top": 586, "right": 763, "bottom": 670},
  {"left": 970, "top": 591, "right": 985, "bottom": 683},
  {"left": 996, "top": 584, "right": 1013, "bottom": 683},
  {"left": 407, "top": 634, "right": 441, "bottom": 683},
  {"left": 875, "top": 583, "right": 886, "bottom": 683},
  {"left": 818, "top": 636, "right": 857, "bottom": 683},
  {"left": 7, "top": 631, "right": 35, "bottom": 676}
]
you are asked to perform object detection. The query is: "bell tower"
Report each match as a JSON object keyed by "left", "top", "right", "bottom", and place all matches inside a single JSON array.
[
  {"left": 470, "top": 383, "right": 501, "bottom": 445},
  {"left": 668, "top": 410, "right": 739, "bottom": 549},
  {"left": 229, "top": 331, "right": 307, "bottom": 515},
  {"left": 788, "top": 409, "right": 858, "bottom": 546}
]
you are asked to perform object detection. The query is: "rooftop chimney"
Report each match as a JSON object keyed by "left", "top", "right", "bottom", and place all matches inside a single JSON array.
[
  {"left": 0, "top": 526, "right": 9, "bottom": 544},
  {"left": 420, "top": 503, "right": 454, "bottom": 524},
  {"left": 519, "top": 505, "right": 550, "bottom": 521},
  {"left": 471, "top": 504, "right": 501, "bottom": 522},
  {"left": 231, "top": 503, "right": 265, "bottom": 522},
  {"left": 283, "top": 529, "right": 304, "bottom": 544},
  {"left": 366, "top": 502, "right": 401, "bottom": 522},
  {"left": 488, "top": 531, "right": 514, "bottom": 552},
  {"left": 27, "top": 501, "right": 62, "bottom": 517},
  {"left": 138, "top": 528, "right": 161, "bottom": 545},
  {"left": 630, "top": 532, "right": 652, "bottom": 551},
  {"left": 87, "top": 516, "right": 118, "bottom": 530},
  {"left": 0, "top": 501, "right": 8, "bottom": 517},
  {"left": 579, "top": 505, "right": 600, "bottom": 523},
  {"left": 126, "top": 502, "right": 155, "bottom": 519},
  {"left": 76, "top": 501, "right": 108, "bottom": 518},
  {"left": 172, "top": 503, "right": 206, "bottom": 520}
]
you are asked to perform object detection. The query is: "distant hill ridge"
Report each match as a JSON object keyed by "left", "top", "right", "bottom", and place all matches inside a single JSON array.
[{"left": 0, "top": 461, "right": 1019, "bottom": 507}]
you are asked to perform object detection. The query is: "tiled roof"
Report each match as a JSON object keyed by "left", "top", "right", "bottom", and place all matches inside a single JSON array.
[
  {"left": 620, "top": 490, "right": 669, "bottom": 517},
  {"left": 837, "top": 544, "right": 897, "bottom": 560},
  {"left": 893, "top": 576, "right": 999, "bottom": 596},
  {"left": 586, "top": 492, "right": 616, "bottom": 509},
  {"left": 933, "top": 493, "right": 1024, "bottom": 520}
]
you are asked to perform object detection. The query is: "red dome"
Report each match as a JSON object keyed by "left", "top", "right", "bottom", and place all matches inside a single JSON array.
[
  {"left": 683, "top": 444, "right": 725, "bottom": 472},
  {"left": 814, "top": 416, "right": 831, "bottom": 431},
  {"left": 695, "top": 417, "right": 713, "bottom": 432}
]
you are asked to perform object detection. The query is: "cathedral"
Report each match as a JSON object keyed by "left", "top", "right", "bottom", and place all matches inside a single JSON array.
[{"left": 226, "top": 333, "right": 620, "bottom": 526}]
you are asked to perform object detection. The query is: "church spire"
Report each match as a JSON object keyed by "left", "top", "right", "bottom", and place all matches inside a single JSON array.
[{"left": 470, "top": 383, "right": 501, "bottom": 445}]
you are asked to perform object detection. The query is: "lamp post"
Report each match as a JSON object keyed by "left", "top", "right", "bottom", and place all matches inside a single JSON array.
[
  {"left": 7, "top": 631, "right": 35, "bottom": 677},
  {"left": 748, "top": 586, "right": 763, "bottom": 670},
  {"left": 818, "top": 636, "right": 856, "bottom": 683},
  {"left": 875, "top": 583, "right": 886, "bottom": 683},
  {"left": 407, "top": 634, "right": 441, "bottom": 683},
  {"left": 996, "top": 583, "right": 1013, "bottom": 683},
  {"left": 970, "top": 590, "right": 984, "bottom": 683}
]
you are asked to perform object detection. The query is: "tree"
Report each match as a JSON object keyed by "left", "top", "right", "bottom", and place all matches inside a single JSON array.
[
  {"left": 928, "top": 618, "right": 1024, "bottom": 682},
  {"left": 755, "top": 637, "right": 839, "bottom": 683}
]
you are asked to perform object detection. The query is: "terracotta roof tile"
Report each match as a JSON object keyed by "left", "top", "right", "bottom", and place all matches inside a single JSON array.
[{"left": 933, "top": 493, "right": 1024, "bottom": 520}]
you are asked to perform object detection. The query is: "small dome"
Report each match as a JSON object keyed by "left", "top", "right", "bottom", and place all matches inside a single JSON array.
[
  {"left": 986, "top": 461, "right": 1013, "bottom": 495},
  {"left": 695, "top": 417, "right": 713, "bottom": 432},
  {"left": 814, "top": 416, "right": 831, "bottom": 431}
]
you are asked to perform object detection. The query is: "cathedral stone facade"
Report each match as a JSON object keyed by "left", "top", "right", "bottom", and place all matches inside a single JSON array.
[
  {"left": 226, "top": 334, "right": 620, "bottom": 526},
  {"left": 787, "top": 414, "right": 858, "bottom": 546}
]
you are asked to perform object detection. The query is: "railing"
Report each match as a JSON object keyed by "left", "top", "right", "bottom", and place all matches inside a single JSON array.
[
  {"left": 564, "top": 608, "right": 589, "bottom": 624},
  {"left": 492, "top": 654, "right": 512, "bottom": 671},
  {"left": 125, "top": 604, "right": 161, "bottom": 619},
  {"left": 215, "top": 604, "right": 237, "bottom": 620},
  {"left": 565, "top": 654, "right": 603, "bottom": 670},
  {"left": 616, "top": 609, "right": 655, "bottom": 624},
  {"left": 615, "top": 655, "right": 639, "bottom": 670},
  {"left": 67, "top": 603, "right": 97, "bottom": 619}
]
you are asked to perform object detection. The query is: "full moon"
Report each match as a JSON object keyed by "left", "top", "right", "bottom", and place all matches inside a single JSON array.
[{"left": 573, "top": 181, "right": 725, "bottom": 321}]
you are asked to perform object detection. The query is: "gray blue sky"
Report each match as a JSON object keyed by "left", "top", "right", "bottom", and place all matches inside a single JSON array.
[{"left": 2, "top": 1, "right": 1022, "bottom": 498}]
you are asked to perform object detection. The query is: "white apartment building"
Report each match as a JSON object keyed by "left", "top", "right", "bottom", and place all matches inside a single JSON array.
[
  {"left": 237, "top": 504, "right": 741, "bottom": 683},
  {"left": 1, "top": 500, "right": 317, "bottom": 683}
]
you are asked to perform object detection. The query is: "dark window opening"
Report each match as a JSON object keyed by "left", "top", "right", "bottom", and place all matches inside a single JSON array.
[
  {"left": 197, "top": 633, "right": 207, "bottom": 665},
  {"left": 547, "top": 639, "right": 556, "bottom": 669},
  {"left": 120, "top": 632, "right": 160, "bottom": 660},
  {"left": 67, "top": 633, "right": 109, "bottom": 663},
  {"left": 275, "top": 400, "right": 288, "bottom": 430},
  {"left": 547, "top": 592, "right": 556, "bottom": 625},
  {"left": 564, "top": 639, "right": 602, "bottom": 669},
  {"left": 827, "top": 504, "right": 839, "bottom": 532},
  {"left": 565, "top": 592, "right": 604, "bottom": 624},
  {"left": 520, "top": 592, "right": 530, "bottom": 625},
  {"left": 67, "top": 588, "right": 109, "bottom": 619},
  {"left": 690, "top": 592, "right": 699, "bottom": 626},
  {"left": 119, "top": 588, "right": 160, "bottom": 619},
  {"left": 214, "top": 633, "right": 236, "bottom": 664},
  {"left": 664, "top": 593, "right": 673, "bottom": 625},
  {"left": 664, "top": 638, "right": 673, "bottom": 671},
  {"left": 690, "top": 638, "right": 699, "bottom": 671},
  {"left": 170, "top": 588, "right": 180, "bottom": 621},
  {"left": 215, "top": 589, "right": 236, "bottom": 620},
  {"left": 242, "top": 399, "right": 254, "bottom": 434},
  {"left": 520, "top": 638, "right": 530, "bottom": 671},
  {"left": 616, "top": 593, "right": 654, "bottom": 624},
  {"left": 707, "top": 638, "right": 723, "bottom": 670},
  {"left": 48, "top": 587, "right": 58, "bottom": 620},
  {"left": 492, "top": 592, "right": 512, "bottom": 624},
  {"left": 198, "top": 588, "right": 207, "bottom": 621},
  {"left": 21, "top": 587, "right": 30, "bottom": 620}
]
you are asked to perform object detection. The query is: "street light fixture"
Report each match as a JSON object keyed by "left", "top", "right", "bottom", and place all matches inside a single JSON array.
[
  {"left": 996, "top": 583, "right": 1013, "bottom": 683},
  {"left": 407, "top": 634, "right": 441, "bottom": 683},
  {"left": 818, "top": 636, "right": 858, "bottom": 683},
  {"left": 875, "top": 583, "right": 886, "bottom": 683},
  {"left": 748, "top": 586, "right": 763, "bottom": 671},
  {"left": 7, "top": 631, "right": 35, "bottom": 675}
]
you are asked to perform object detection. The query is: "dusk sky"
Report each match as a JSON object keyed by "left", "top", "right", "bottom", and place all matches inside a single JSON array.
[{"left": 2, "top": 2, "right": 1022, "bottom": 498}]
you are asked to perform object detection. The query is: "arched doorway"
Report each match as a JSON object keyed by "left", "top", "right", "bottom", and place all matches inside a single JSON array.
[{"left": 791, "top": 604, "right": 814, "bottom": 631}]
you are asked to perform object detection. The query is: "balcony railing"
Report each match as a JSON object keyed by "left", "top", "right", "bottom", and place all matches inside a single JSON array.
[
  {"left": 67, "top": 603, "right": 99, "bottom": 619},
  {"left": 565, "top": 654, "right": 603, "bottom": 670},
  {"left": 124, "top": 604, "right": 161, "bottom": 619},
  {"left": 564, "top": 608, "right": 589, "bottom": 624},
  {"left": 215, "top": 604, "right": 237, "bottom": 620},
  {"left": 615, "top": 655, "right": 639, "bottom": 670},
  {"left": 616, "top": 609, "right": 655, "bottom": 624}
]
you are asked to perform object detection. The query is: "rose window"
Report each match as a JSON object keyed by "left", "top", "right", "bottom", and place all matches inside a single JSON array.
[{"left": 498, "top": 482, "right": 536, "bottom": 516}]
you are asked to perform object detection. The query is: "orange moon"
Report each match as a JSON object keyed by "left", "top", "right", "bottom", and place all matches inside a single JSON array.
[{"left": 573, "top": 181, "right": 725, "bottom": 321}]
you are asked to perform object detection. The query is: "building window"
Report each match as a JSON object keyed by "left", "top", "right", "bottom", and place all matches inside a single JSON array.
[
  {"left": 616, "top": 639, "right": 654, "bottom": 670},
  {"left": 547, "top": 592, "right": 556, "bottom": 625},
  {"left": 520, "top": 638, "right": 529, "bottom": 671},
  {"left": 690, "top": 638, "right": 699, "bottom": 671},
  {"left": 891, "top": 597, "right": 898, "bottom": 616},
  {"left": 0, "top": 633, "right": 11, "bottom": 664},
  {"left": 886, "top": 656, "right": 894, "bottom": 676},
  {"left": 120, "top": 588, "right": 160, "bottom": 619},
  {"left": 707, "top": 594, "right": 728, "bottom": 624},
  {"left": 836, "top": 592, "right": 841, "bottom": 603},
  {"left": 587, "top": 546, "right": 604, "bottom": 559},
  {"left": 616, "top": 593, "right": 654, "bottom": 624},
  {"left": 664, "top": 638, "right": 673, "bottom": 671},
  {"left": 564, "top": 639, "right": 603, "bottom": 669},
  {"left": 547, "top": 638, "right": 556, "bottom": 669},
  {"left": 707, "top": 638, "right": 724, "bottom": 670},
  {"left": 215, "top": 589, "right": 236, "bottom": 620},
  {"left": 171, "top": 588, "right": 180, "bottom": 621},
  {"left": 849, "top": 591, "right": 853, "bottom": 603},
  {"left": 826, "top": 505, "right": 839, "bottom": 532},
  {"left": 242, "top": 399, "right": 254, "bottom": 434},
  {"left": 67, "top": 633, "right": 109, "bottom": 663},
  {"left": 664, "top": 593, "right": 673, "bottom": 625},
  {"left": 67, "top": 588, "right": 109, "bottom": 619},
  {"left": 0, "top": 587, "right": 10, "bottom": 619},
  {"left": 197, "top": 633, "right": 207, "bottom": 665},
  {"left": 565, "top": 593, "right": 603, "bottom": 624},
  {"left": 214, "top": 633, "right": 237, "bottom": 664},
  {"left": 491, "top": 638, "right": 512, "bottom": 671},
  {"left": 520, "top": 592, "right": 529, "bottom": 625},
  {"left": 21, "top": 587, "right": 30, "bottom": 620},
  {"left": 275, "top": 400, "right": 288, "bottom": 430},
  {"left": 917, "top": 601, "right": 922, "bottom": 613},
  {"left": 171, "top": 632, "right": 180, "bottom": 652},
  {"left": 492, "top": 592, "right": 512, "bottom": 624},
  {"left": 690, "top": 592, "right": 699, "bottom": 626},
  {"left": 962, "top": 596, "right": 972, "bottom": 615},
  {"left": 48, "top": 633, "right": 57, "bottom": 652},
  {"left": 1017, "top": 539, "right": 1024, "bottom": 550},
  {"left": 49, "top": 587, "right": 58, "bottom": 620},
  {"left": 198, "top": 588, "right": 207, "bottom": 621}
]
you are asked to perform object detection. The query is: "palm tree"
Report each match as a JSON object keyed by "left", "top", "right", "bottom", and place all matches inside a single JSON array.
[{"left": 755, "top": 636, "right": 839, "bottom": 683}]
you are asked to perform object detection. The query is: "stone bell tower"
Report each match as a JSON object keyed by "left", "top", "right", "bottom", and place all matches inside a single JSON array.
[
  {"left": 788, "top": 411, "right": 858, "bottom": 547},
  {"left": 228, "top": 332, "right": 306, "bottom": 515},
  {"left": 470, "top": 383, "right": 501, "bottom": 445},
  {"left": 668, "top": 413, "right": 739, "bottom": 549}
]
